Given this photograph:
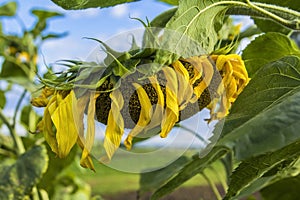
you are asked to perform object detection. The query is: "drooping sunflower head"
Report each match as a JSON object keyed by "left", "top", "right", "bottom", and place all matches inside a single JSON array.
[{"left": 32, "top": 50, "right": 249, "bottom": 170}]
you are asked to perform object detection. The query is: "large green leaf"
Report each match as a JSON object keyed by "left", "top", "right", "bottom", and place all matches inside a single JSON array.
[
  {"left": 139, "top": 156, "right": 190, "bottom": 194},
  {"left": 0, "top": 1, "right": 17, "bottom": 16},
  {"left": 154, "top": 0, "right": 230, "bottom": 67},
  {"left": 0, "top": 145, "right": 48, "bottom": 200},
  {"left": 261, "top": 173, "right": 300, "bottom": 200},
  {"left": 242, "top": 32, "right": 300, "bottom": 77},
  {"left": 218, "top": 56, "right": 300, "bottom": 160},
  {"left": 253, "top": 18, "right": 292, "bottom": 35},
  {"left": 50, "top": 0, "right": 139, "bottom": 10},
  {"left": 224, "top": 140, "right": 300, "bottom": 200},
  {"left": 151, "top": 146, "right": 229, "bottom": 200}
]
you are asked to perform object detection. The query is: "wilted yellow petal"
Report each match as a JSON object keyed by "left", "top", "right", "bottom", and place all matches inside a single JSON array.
[
  {"left": 217, "top": 95, "right": 230, "bottom": 119},
  {"left": 160, "top": 67, "right": 179, "bottom": 138},
  {"left": 172, "top": 60, "right": 193, "bottom": 110},
  {"left": 31, "top": 97, "right": 49, "bottom": 107},
  {"left": 103, "top": 89, "right": 124, "bottom": 160},
  {"left": 206, "top": 54, "right": 250, "bottom": 122},
  {"left": 41, "top": 87, "right": 55, "bottom": 97},
  {"left": 227, "top": 78, "right": 237, "bottom": 102},
  {"left": 77, "top": 138, "right": 95, "bottom": 171},
  {"left": 31, "top": 87, "right": 55, "bottom": 107},
  {"left": 80, "top": 92, "right": 100, "bottom": 169},
  {"left": 70, "top": 92, "right": 95, "bottom": 170},
  {"left": 43, "top": 95, "right": 58, "bottom": 154},
  {"left": 184, "top": 57, "right": 203, "bottom": 85},
  {"left": 51, "top": 91, "right": 78, "bottom": 158},
  {"left": 141, "top": 76, "right": 165, "bottom": 135},
  {"left": 125, "top": 83, "right": 153, "bottom": 150},
  {"left": 193, "top": 57, "right": 214, "bottom": 99}
]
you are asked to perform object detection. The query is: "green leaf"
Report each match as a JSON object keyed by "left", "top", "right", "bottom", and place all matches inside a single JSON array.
[
  {"left": 20, "top": 105, "right": 40, "bottom": 132},
  {"left": 0, "top": 1, "right": 17, "bottom": 16},
  {"left": 31, "top": 9, "right": 63, "bottom": 37},
  {"left": 261, "top": 174, "right": 300, "bottom": 200},
  {"left": 31, "top": 9, "right": 63, "bottom": 20},
  {"left": 139, "top": 156, "right": 190, "bottom": 193},
  {"left": 242, "top": 32, "right": 300, "bottom": 77},
  {"left": 0, "top": 90, "right": 6, "bottom": 109},
  {"left": 42, "top": 32, "right": 68, "bottom": 40},
  {"left": 0, "top": 134, "right": 15, "bottom": 158},
  {"left": 232, "top": 158, "right": 297, "bottom": 199},
  {"left": 0, "top": 145, "right": 48, "bottom": 199},
  {"left": 50, "top": 0, "right": 139, "bottom": 10},
  {"left": 150, "top": 7, "right": 177, "bottom": 30},
  {"left": 0, "top": 59, "right": 28, "bottom": 78},
  {"left": 151, "top": 146, "right": 229, "bottom": 200},
  {"left": 38, "top": 144, "right": 77, "bottom": 195},
  {"left": 156, "top": 0, "right": 178, "bottom": 6},
  {"left": 224, "top": 140, "right": 300, "bottom": 200},
  {"left": 154, "top": 0, "right": 230, "bottom": 66},
  {"left": 218, "top": 56, "right": 300, "bottom": 161},
  {"left": 253, "top": 18, "right": 292, "bottom": 35}
]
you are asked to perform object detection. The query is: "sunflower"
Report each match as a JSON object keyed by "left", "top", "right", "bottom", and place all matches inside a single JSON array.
[{"left": 32, "top": 53, "right": 249, "bottom": 171}]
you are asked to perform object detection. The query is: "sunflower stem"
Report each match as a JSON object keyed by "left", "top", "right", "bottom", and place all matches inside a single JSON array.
[
  {"left": 208, "top": 165, "right": 228, "bottom": 193},
  {"left": 246, "top": 0, "right": 299, "bottom": 30},
  {"left": 201, "top": 171, "right": 222, "bottom": 200},
  {"left": 12, "top": 89, "right": 27, "bottom": 129},
  {"left": 0, "top": 110, "right": 25, "bottom": 155}
]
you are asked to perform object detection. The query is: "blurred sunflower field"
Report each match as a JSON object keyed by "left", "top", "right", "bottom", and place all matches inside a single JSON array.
[{"left": 1, "top": 0, "right": 300, "bottom": 200}]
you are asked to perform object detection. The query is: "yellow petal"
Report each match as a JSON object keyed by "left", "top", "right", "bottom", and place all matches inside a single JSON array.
[
  {"left": 77, "top": 138, "right": 95, "bottom": 171},
  {"left": 217, "top": 95, "right": 230, "bottom": 119},
  {"left": 31, "top": 87, "right": 55, "bottom": 107},
  {"left": 31, "top": 97, "right": 49, "bottom": 107},
  {"left": 184, "top": 57, "right": 203, "bottom": 85},
  {"left": 172, "top": 60, "right": 193, "bottom": 110},
  {"left": 226, "top": 78, "right": 237, "bottom": 101},
  {"left": 124, "top": 83, "right": 153, "bottom": 150},
  {"left": 193, "top": 56, "right": 214, "bottom": 100},
  {"left": 72, "top": 92, "right": 95, "bottom": 170},
  {"left": 141, "top": 76, "right": 165, "bottom": 135},
  {"left": 43, "top": 95, "right": 58, "bottom": 154},
  {"left": 80, "top": 92, "right": 99, "bottom": 170},
  {"left": 103, "top": 89, "right": 124, "bottom": 160},
  {"left": 42, "top": 87, "right": 55, "bottom": 98},
  {"left": 160, "top": 67, "right": 179, "bottom": 138},
  {"left": 51, "top": 91, "right": 78, "bottom": 158}
]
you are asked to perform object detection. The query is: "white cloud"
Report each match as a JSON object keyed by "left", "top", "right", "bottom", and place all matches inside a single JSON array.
[
  {"left": 68, "top": 9, "right": 100, "bottom": 19},
  {"left": 110, "top": 4, "right": 129, "bottom": 18},
  {"left": 130, "top": 10, "right": 142, "bottom": 19}
]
